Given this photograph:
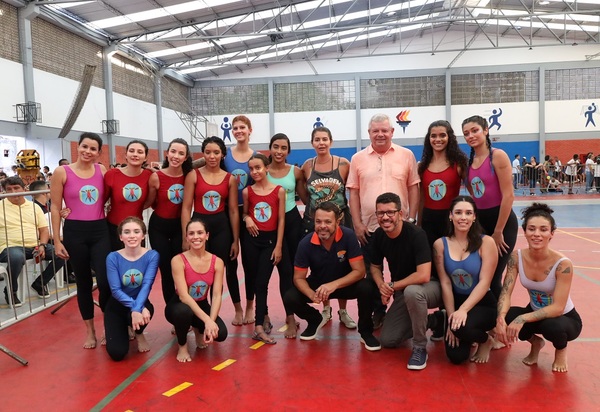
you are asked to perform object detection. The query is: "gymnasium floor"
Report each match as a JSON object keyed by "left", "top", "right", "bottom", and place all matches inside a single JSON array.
[{"left": 1, "top": 194, "right": 599, "bottom": 411}]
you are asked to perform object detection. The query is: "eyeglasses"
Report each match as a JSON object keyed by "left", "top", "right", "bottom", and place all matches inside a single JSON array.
[{"left": 375, "top": 210, "right": 399, "bottom": 218}]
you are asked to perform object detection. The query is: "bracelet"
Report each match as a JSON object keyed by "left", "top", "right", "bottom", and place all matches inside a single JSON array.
[{"left": 387, "top": 281, "right": 394, "bottom": 289}]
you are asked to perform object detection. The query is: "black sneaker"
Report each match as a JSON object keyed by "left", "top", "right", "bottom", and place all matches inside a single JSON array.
[
  {"left": 65, "top": 272, "right": 77, "bottom": 284},
  {"left": 360, "top": 334, "right": 382, "bottom": 351},
  {"left": 429, "top": 309, "right": 447, "bottom": 342},
  {"left": 4, "top": 288, "right": 22, "bottom": 308},
  {"left": 407, "top": 347, "right": 428, "bottom": 370},
  {"left": 300, "top": 318, "right": 323, "bottom": 341},
  {"left": 372, "top": 311, "right": 385, "bottom": 330},
  {"left": 32, "top": 283, "right": 50, "bottom": 298}
]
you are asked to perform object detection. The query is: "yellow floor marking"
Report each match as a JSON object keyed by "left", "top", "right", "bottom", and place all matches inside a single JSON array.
[
  {"left": 556, "top": 229, "right": 600, "bottom": 246},
  {"left": 212, "top": 359, "right": 236, "bottom": 371},
  {"left": 162, "top": 382, "right": 193, "bottom": 397},
  {"left": 250, "top": 341, "right": 265, "bottom": 350}
]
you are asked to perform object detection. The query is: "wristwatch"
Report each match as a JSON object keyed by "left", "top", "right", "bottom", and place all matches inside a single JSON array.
[
  {"left": 406, "top": 217, "right": 416, "bottom": 224},
  {"left": 387, "top": 281, "right": 394, "bottom": 289}
]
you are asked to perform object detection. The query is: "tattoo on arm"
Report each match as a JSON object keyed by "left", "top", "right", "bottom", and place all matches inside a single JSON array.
[{"left": 527, "top": 309, "right": 548, "bottom": 322}]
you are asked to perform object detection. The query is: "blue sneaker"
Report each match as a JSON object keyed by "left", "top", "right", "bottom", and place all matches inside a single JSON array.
[{"left": 407, "top": 347, "right": 428, "bottom": 370}]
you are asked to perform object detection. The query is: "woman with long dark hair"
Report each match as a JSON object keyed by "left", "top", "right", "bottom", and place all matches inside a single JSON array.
[
  {"left": 146, "top": 138, "right": 193, "bottom": 304},
  {"left": 433, "top": 196, "right": 498, "bottom": 364}
]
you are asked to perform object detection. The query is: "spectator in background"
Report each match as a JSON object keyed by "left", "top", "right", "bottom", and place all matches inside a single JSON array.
[
  {"left": 594, "top": 155, "right": 600, "bottom": 193},
  {"left": 585, "top": 152, "right": 595, "bottom": 193},
  {"left": 58, "top": 159, "right": 69, "bottom": 166},
  {"left": 565, "top": 154, "right": 579, "bottom": 194},
  {"left": 553, "top": 156, "right": 563, "bottom": 182},
  {"left": 512, "top": 154, "right": 521, "bottom": 190}
]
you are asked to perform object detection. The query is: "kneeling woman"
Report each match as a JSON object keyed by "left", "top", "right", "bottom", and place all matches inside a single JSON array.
[
  {"left": 105, "top": 217, "right": 159, "bottom": 361},
  {"left": 433, "top": 196, "right": 498, "bottom": 364},
  {"left": 496, "top": 203, "right": 582, "bottom": 372},
  {"left": 165, "top": 218, "right": 228, "bottom": 362}
]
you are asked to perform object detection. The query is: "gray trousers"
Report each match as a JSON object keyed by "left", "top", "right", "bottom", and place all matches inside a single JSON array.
[{"left": 380, "top": 280, "right": 442, "bottom": 349}]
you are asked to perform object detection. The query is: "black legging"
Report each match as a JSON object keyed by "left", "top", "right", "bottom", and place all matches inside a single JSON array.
[
  {"left": 229, "top": 205, "right": 255, "bottom": 302},
  {"left": 63, "top": 219, "right": 111, "bottom": 319},
  {"left": 104, "top": 297, "right": 154, "bottom": 361},
  {"left": 477, "top": 206, "right": 518, "bottom": 298},
  {"left": 241, "top": 229, "right": 293, "bottom": 327},
  {"left": 192, "top": 211, "right": 238, "bottom": 303},
  {"left": 505, "top": 306, "right": 582, "bottom": 350},
  {"left": 445, "top": 291, "right": 497, "bottom": 364},
  {"left": 284, "top": 207, "right": 304, "bottom": 266},
  {"left": 148, "top": 213, "right": 182, "bottom": 304},
  {"left": 421, "top": 207, "right": 451, "bottom": 280},
  {"left": 164, "top": 296, "right": 228, "bottom": 346}
]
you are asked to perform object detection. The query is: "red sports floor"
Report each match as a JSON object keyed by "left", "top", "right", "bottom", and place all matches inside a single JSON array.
[{"left": 1, "top": 210, "right": 599, "bottom": 411}]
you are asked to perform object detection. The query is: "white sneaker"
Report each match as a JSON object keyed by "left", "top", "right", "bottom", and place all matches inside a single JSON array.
[
  {"left": 320, "top": 305, "right": 332, "bottom": 328},
  {"left": 338, "top": 309, "right": 357, "bottom": 329}
]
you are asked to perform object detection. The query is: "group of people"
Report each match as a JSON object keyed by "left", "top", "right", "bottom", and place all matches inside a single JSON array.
[
  {"left": 512, "top": 151, "right": 600, "bottom": 194},
  {"left": 0, "top": 113, "right": 581, "bottom": 372}
]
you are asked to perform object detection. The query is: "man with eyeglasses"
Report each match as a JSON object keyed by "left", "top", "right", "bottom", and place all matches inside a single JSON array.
[
  {"left": 347, "top": 113, "right": 420, "bottom": 329},
  {"left": 283, "top": 201, "right": 380, "bottom": 351},
  {"left": 370, "top": 192, "right": 441, "bottom": 370}
]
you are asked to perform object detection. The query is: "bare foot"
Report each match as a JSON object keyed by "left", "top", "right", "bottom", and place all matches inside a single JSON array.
[
  {"left": 232, "top": 310, "right": 244, "bottom": 326},
  {"left": 136, "top": 333, "right": 151, "bottom": 353},
  {"left": 488, "top": 334, "right": 506, "bottom": 350},
  {"left": 193, "top": 328, "right": 208, "bottom": 349},
  {"left": 83, "top": 335, "right": 97, "bottom": 349},
  {"left": 284, "top": 316, "right": 298, "bottom": 339},
  {"left": 83, "top": 320, "right": 97, "bottom": 349},
  {"left": 471, "top": 336, "right": 494, "bottom": 363},
  {"left": 552, "top": 348, "right": 568, "bottom": 372},
  {"left": 99, "top": 335, "right": 107, "bottom": 346},
  {"left": 523, "top": 335, "right": 546, "bottom": 366},
  {"left": 176, "top": 345, "right": 192, "bottom": 362},
  {"left": 243, "top": 308, "right": 255, "bottom": 325}
]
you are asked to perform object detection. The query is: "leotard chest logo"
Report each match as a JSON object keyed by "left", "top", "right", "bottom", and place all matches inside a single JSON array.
[
  {"left": 79, "top": 185, "right": 99, "bottom": 205},
  {"left": 123, "top": 183, "right": 142, "bottom": 202},
  {"left": 470, "top": 177, "right": 485, "bottom": 198},
  {"left": 231, "top": 169, "right": 248, "bottom": 190},
  {"left": 253, "top": 202, "right": 272, "bottom": 222},
  {"left": 202, "top": 190, "right": 222, "bottom": 211},
  {"left": 428, "top": 179, "right": 447, "bottom": 201},
  {"left": 122, "top": 269, "right": 143, "bottom": 287},
  {"left": 168, "top": 184, "right": 184, "bottom": 204},
  {"left": 189, "top": 280, "right": 209, "bottom": 300}
]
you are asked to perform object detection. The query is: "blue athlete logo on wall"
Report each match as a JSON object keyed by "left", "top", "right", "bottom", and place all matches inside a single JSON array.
[
  {"left": 428, "top": 179, "right": 447, "bottom": 200},
  {"left": 189, "top": 280, "right": 209, "bottom": 300},
  {"left": 584, "top": 103, "right": 596, "bottom": 127},
  {"left": 203, "top": 190, "right": 221, "bottom": 211},
  {"left": 123, "top": 183, "right": 142, "bottom": 202},
  {"left": 122, "top": 269, "right": 143, "bottom": 288},
  {"left": 450, "top": 269, "right": 473, "bottom": 291},
  {"left": 488, "top": 108, "right": 503, "bottom": 130},
  {"left": 79, "top": 185, "right": 99, "bottom": 205},
  {"left": 221, "top": 117, "right": 232, "bottom": 142},
  {"left": 470, "top": 177, "right": 485, "bottom": 198},
  {"left": 168, "top": 184, "right": 184, "bottom": 204},
  {"left": 253, "top": 201, "right": 272, "bottom": 223},
  {"left": 231, "top": 169, "right": 248, "bottom": 190},
  {"left": 313, "top": 117, "right": 324, "bottom": 128}
]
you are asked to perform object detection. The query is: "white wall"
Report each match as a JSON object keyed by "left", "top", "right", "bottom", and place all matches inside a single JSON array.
[
  {"left": 206, "top": 114, "right": 270, "bottom": 146},
  {"left": 546, "top": 100, "right": 600, "bottom": 133},
  {"left": 0, "top": 58, "right": 25, "bottom": 122},
  {"left": 451, "top": 102, "right": 540, "bottom": 136},
  {"left": 274, "top": 110, "right": 356, "bottom": 143},
  {"left": 361, "top": 107, "right": 447, "bottom": 140},
  {"left": 34, "top": 69, "right": 106, "bottom": 132}
]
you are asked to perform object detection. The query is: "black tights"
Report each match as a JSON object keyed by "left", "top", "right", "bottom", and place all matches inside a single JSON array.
[
  {"left": 63, "top": 219, "right": 111, "bottom": 319},
  {"left": 104, "top": 297, "right": 154, "bottom": 361},
  {"left": 148, "top": 213, "right": 182, "bottom": 304},
  {"left": 241, "top": 230, "right": 293, "bottom": 327},
  {"left": 505, "top": 306, "right": 582, "bottom": 350},
  {"left": 165, "top": 296, "right": 227, "bottom": 346},
  {"left": 445, "top": 292, "right": 497, "bottom": 364}
]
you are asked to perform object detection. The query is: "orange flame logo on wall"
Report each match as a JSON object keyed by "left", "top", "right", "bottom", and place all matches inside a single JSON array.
[{"left": 396, "top": 110, "right": 412, "bottom": 133}]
